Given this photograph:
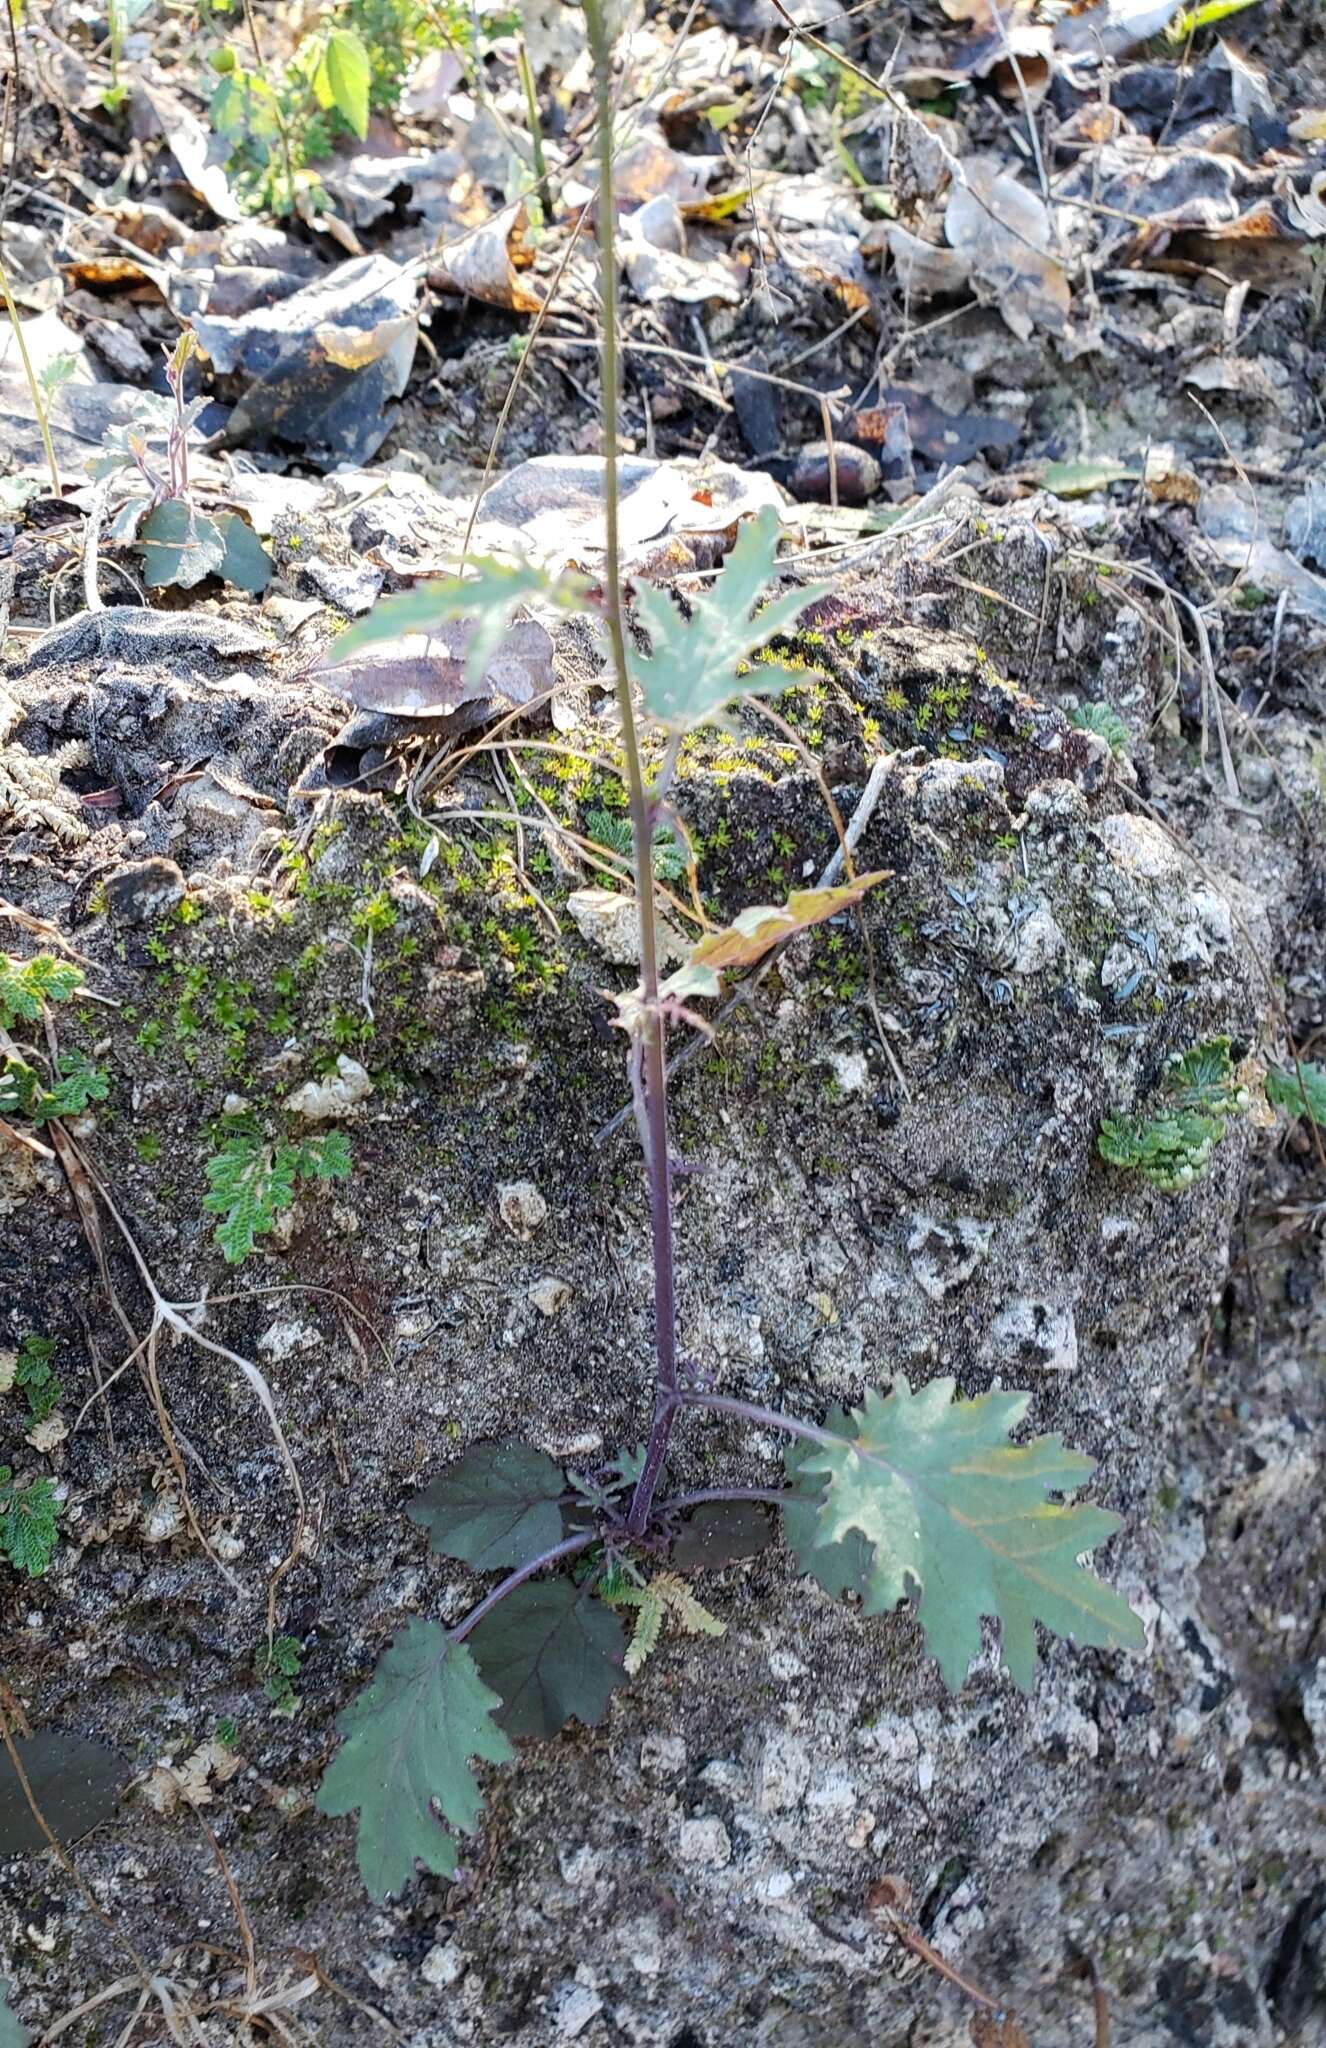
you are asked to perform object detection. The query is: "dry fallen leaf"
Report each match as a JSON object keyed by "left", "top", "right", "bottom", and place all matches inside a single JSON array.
[{"left": 430, "top": 212, "right": 543, "bottom": 312}]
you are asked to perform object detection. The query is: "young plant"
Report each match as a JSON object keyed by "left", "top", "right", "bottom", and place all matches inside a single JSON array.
[
  {"left": 1099, "top": 1036, "right": 1251, "bottom": 1191},
  {"left": 314, "top": 0, "right": 1144, "bottom": 1899},
  {"left": 93, "top": 333, "right": 272, "bottom": 595},
  {"left": 0, "top": 953, "right": 107, "bottom": 1132},
  {"left": 0, "top": 1468, "right": 60, "bottom": 1578},
  {"left": 203, "top": 1121, "right": 352, "bottom": 1265}
]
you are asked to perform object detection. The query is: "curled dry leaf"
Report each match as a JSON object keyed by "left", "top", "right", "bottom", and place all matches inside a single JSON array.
[
  {"left": 319, "top": 617, "right": 556, "bottom": 725},
  {"left": 430, "top": 212, "right": 543, "bottom": 313},
  {"left": 946, "top": 165, "right": 1070, "bottom": 339}
]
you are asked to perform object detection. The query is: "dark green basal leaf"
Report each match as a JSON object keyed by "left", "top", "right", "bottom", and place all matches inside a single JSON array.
[
  {"left": 0, "top": 1730, "right": 126, "bottom": 1856},
  {"left": 137, "top": 501, "right": 228, "bottom": 589},
  {"left": 214, "top": 510, "right": 275, "bottom": 594},
  {"left": 408, "top": 1440, "right": 567, "bottom": 1570},
  {"left": 671, "top": 1500, "right": 774, "bottom": 1571},
  {"left": 788, "top": 1378, "right": 1145, "bottom": 1691},
  {"left": 317, "top": 1619, "right": 512, "bottom": 1900},
  {"left": 467, "top": 1578, "right": 624, "bottom": 1738}
]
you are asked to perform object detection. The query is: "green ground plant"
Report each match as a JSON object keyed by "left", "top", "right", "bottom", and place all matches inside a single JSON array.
[
  {"left": 203, "top": 1123, "right": 352, "bottom": 1265},
  {"left": 310, "top": 0, "right": 1145, "bottom": 1901},
  {"left": 1099, "top": 1037, "right": 1251, "bottom": 1190}
]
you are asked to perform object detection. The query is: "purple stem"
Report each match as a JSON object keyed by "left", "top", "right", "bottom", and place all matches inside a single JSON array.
[
  {"left": 677, "top": 1390, "right": 843, "bottom": 1452},
  {"left": 448, "top": 1531, "right": 598, "bottom": 1646}
]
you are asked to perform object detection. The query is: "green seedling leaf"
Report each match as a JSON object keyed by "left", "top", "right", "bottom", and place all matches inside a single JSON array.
[
  {"left": 630, "top": 506, "right": 832, "bottom": 731},
  {"left": 0, "top": 1729, "right": 126, "bottom": 1855},
  {"left": 671, "top": 1501, "right": 773, "bottom": 1571},
  {"left": 1266, "top": 1059, "right": 1326, "bottom": 1127},
  {"left": 38, "top": 353, "right": 78, "bottom": 396},
  {"left": 15, "top": 1336, "right": 60, "bottom": 1424},
  {"left": 1099, "top": 1036, "right": 1250, "bottom": 1191},
  {"left": 1070, "top": 701, "right": 1129, "bottom": 756},
  {"left": 408, "top": 1440, "right": 567, "bottom": 1570},
  {"left": 0, "top": 1472, "right": 59, "bottom": 1576},
  {"left": 655, "top": 873, "right": 889, "bottom": 1013},
  {"left": 318, "top": 1619, "right": 512, "bottom": 1900},
  {"left": 203, "top": 1128, "right": 351, "bottom": 1264},
  {"left": 321, "top": 29, "right": 372, "bottom": 138},
  {"left": 1039, "top": 458, "right": 1138, "bottom": 498},
  {"left": 0, "top": 1980, "right": 28, "bottom": 2048},
  {"left": 0, "top": 955, "right": 81, "bottom": 1029},
  {"left": 467, "top": 1578, "right": 624, "bottom": 1738},
  {"left": 214, "top": 510, "right": 274, "bottom": 594},
  {"left": 1166, "top": 0, "right": 1259, "bottom": 38},
  {"left": 329, "top": 559, "right": 588, "bottom": 690},
  {"left": 788, "top": 1377, "right": 1144, "bottom": 1690},
  {"left": 605, "top": 1571, "right": 725, "bottom": 1673},
  {"left": 137, "top": 501, "right": 227, "bottom": 590}
]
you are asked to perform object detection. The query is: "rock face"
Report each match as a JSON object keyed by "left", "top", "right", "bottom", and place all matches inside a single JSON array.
[{"left": 1, "top": 525, "right": 1323, "bottom": 2046}]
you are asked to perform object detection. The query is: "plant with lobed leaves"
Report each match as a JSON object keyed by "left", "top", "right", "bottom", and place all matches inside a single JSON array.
[{"left": 313, "top": 0, "right": 1144, "bottom": 1900}]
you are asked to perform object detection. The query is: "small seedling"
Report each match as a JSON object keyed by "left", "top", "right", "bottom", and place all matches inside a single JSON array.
[
  {"left": 203, "top": 1124, "right": 352, "bottom": 1265},
  {"left": 1099, "top": 1037, "right": 1250, "bottom": 1190},
  {"left": 257, "top": 1636, "right": 304, "bottom": 1718},
  {"left": 1266, "top": 1059, "right": 1326, "bottom": 1129},
  {"left": 312, "top": 0, "right": 1144, "bottom": 1904},
  {"left": 1070, "top": 701, "right": 1130, "bottom": 757},
  {"left": 14, "top": 1337, "right": 61, "bottom": 1425},
  {"left": 0, "top": 1469, "right": 60, "bottom": 1578}
]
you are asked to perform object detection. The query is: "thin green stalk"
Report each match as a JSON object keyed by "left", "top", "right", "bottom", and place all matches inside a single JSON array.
[
  {"left": 582, "top": 0, "right": 679, "bottom": 1541},
  {"left": 241, "top": 0, "right": 296, "bottom": 212},
  {"left": 516, "top": 39, "right": 549, "bottom": 197},
  {"left": 0, "top": 256, "right": 59, "bottom": 496}
]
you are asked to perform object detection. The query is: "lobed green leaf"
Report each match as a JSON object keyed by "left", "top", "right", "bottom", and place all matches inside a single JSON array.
[
  {"left": 467, "top": 1578, "right": 624, "bottom": 1738},
  {"left": 786, "top": 1377, "right": 1144, "bottom": 1690},
  {"left": 317, "top": 1619, "right": 512, "bottom": 1900},
  {"left": 409, "top": 1439, "right": 567, "bottom": 1571}
]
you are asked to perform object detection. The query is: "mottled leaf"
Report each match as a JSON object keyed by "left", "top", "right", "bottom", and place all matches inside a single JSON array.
[
  {"left": 408, "top": 1440, "right": 567, "bottom": 1571},
  {"left": 0, "top": 1731, "right": 126, "bottom": 1855},
  {"left": 468, "top": 1579, "right": 624, "bottom": 1738},
  {"left": 1039, "top": 458, "right": 1137, "bottom": 498},
  {"left": 137, "top": 500, "right": 227, "bottom": 589},
  {"left": 789, "top": 1377, "right": 1145, "bottom": 1690},
  {"left": 630, "top": 506, "right": 831, "bottom": 730},
  {"left": 317, "top": 1619, "right": 512, "bottom": 1900},
  {"left": 671, "top": 1500, "right": 773, "bottom": 1571},
  {"left": 783, "top": 1421, "right": 875, "bottom": 1600}
]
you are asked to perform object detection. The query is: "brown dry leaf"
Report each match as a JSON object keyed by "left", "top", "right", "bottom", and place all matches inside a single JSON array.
[
  {"left": 315, "top": 312, "right": 419, "bottom": 371},
  {"left": 1144, "top": 444, "right": 1200, "bottom": 506},
  {"left": 319, "top": 618, "right": 556, "bottom": 721},
  {"left": 662, "top": 874, "right": 891, "bottom": 1007},
  {"left": 135, "top": 73, "right": 242, "bottom": 223},
  {"left": 141, "top": 1739, "right": 242, "bottom": 1816},
  {"left": 1289, "top": 110, "right": 1326, "bottom": 142},
  {"left": 869, "top": 221, "right": 972, "bottom": 299},
  {"left": 430, "top": 212, "right": 543, "bottom": 312}
]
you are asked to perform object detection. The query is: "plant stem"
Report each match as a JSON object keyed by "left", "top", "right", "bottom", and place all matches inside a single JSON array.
[
  {"left": 0, "top": 256, "right": 59, "bottom": 496},
  {"left": 582, "top": 0, "right": 680, "bottom": 1541},
  {"left": 516, "top": 39, "right": 549, "bottom": 197},
  {"left": 449, "top": 1531, "right": 598, "bottom": 1645},
  {"left": 678, "top": 1390, "right": 842, "bottom": 1452},
  {"left": 241, "top": 0, "right": 296, "bottom": 213}
]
